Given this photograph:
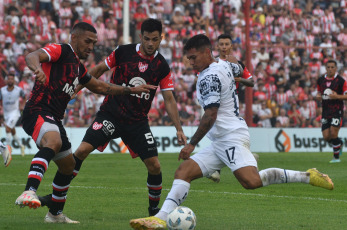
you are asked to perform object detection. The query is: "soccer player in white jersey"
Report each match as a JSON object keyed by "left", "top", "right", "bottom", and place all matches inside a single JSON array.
[
  {"left": 208, "top": 34, "right": 255, "bottom": 183},
  {"left": 0, "top": 73, "right": 26, "bottom": 156},
  {"left": 129, "top": 34, "right": 334, "bottom": 230}
]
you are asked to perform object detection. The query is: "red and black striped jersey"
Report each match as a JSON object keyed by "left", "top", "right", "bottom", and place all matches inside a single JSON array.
[
  {"left": 25, "top": 43, "right": 91, "bottom": 120},
  {"left": 317, "top": 74, "right": 347, "bottom": 118},
  {"left": 100, "top": 44, "right": 173, "bottom": 124}
]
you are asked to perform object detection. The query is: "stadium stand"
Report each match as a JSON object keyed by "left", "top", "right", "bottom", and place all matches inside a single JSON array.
[{"left": 0, "top": 0, "right": 346, "bottom": 128}]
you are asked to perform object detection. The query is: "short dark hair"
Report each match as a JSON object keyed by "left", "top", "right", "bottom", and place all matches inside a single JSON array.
[
  {"left": 71, "top": 22, "right": 97, "bottom": 34},
  {"left": 326, "top": 59, "right": 337, "bottom": 66},
  {"left": 141, "top": 18, "right": 162, "bottom": 35},
  {"left": 184, "top": 34, "right": 211, "bottom": 52},
  {"left": 217, "top": 34, "right": 232, "bottom": 41}
]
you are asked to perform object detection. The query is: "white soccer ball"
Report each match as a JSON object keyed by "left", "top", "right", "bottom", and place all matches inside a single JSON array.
[{"left": 167, "top": 206, "right": 197, "bottom": 230}]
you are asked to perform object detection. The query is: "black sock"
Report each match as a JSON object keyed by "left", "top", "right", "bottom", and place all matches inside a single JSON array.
[
  {"left": 331, "top": 138, "right": 341, "bottom": 159},
  {"left": 72, "top": 154, "right": 83, "bottom": 179},
  {"left": 25, "top": 147, "right": 55, "bottom": 191},
  {"left": 49, "top": 171, "right": 72, "bottom": 215},
  {"left": 147, "top": 172, "right": 162, "bottom": 208}
]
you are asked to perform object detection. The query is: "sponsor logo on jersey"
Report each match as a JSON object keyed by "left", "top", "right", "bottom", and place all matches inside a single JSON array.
[
  {"left": 62, "top": 77, "right": 79, "bottom": 96},
  {"left": 123, "top": 77, "right": 151, "bottom": 100},
  {"left": 92, "top": 122, "right": 103, "bottom": 130},
  {"left": 102, "top": 120, "right": 115, "bottom": 135},
  {"left": 138, "top": 62, "right": 148, "bottom": 72},
  {"left": 326, "top": 82, "right": 331, "bottom": 87}
]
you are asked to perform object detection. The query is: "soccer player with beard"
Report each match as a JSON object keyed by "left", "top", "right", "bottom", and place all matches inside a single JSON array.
[
  {"left": 129, "top": 34, "right": 334, "bottom": 230},
  {"left": 39, "top": 18, "right": 187, "bottom": 217},
  {"left": 316, "top": 60, "right": 347, "bottom": 163},
  {"left": 14, "top": 22, "right": 155, "bottom": 223}
]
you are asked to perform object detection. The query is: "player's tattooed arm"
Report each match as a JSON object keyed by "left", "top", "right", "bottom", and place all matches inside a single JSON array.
[
  {"left": 180, "top": 106, "right": 217, "bottom": 160},
  {"left": 189, "top": 106, "right": 218, "bottom": 146},
  {"left": 85, "top": 77, "right": 157, "bottom": 96}
]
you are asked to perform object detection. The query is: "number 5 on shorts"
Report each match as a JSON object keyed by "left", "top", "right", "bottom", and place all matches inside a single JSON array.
[{"left": 145, "top": 132, "right": 154, "bottom": 144}]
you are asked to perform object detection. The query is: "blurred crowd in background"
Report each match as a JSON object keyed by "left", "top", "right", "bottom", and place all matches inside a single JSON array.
[{"left": 0, "top": 0, "right": 347, "bottom": 128}]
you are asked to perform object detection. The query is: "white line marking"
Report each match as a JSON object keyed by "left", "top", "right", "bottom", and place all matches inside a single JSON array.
[{"left": 2, "top": 183, "right": 345, "bottom": 203}]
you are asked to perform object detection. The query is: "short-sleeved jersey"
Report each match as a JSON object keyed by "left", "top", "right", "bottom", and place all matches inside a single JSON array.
[
  {"left": 25, "top": 43, "right": 92, "bottom": 120},
  {"left": 196, "top": 60, "right": 249, "bottom": 142},
  {"left": 215, "top": 57, "right": 252, "bottom": 90},
  {"left": 0, "top": 85, "right": 25, "bottom": 114},
  {"left": 100, "top": 44, "right": 173, "bottom": 124},
  {"left": 317, "top": 74, "right": 347, "bottom": 118}
]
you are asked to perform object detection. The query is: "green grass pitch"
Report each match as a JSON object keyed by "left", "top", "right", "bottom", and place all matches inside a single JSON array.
[{"left": 0, "top": 152, "right": 346, "bottom": 229}]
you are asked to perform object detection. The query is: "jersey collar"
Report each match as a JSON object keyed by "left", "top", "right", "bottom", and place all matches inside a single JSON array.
[
  {"left": 68, "top": 43, "right": 80, "bottom": 60},
  {"left": 324, "top": 73, "right": 338, "bottom": 79},
  {"left": 136, "top": 44, "right": 158, "bottom": 61}
]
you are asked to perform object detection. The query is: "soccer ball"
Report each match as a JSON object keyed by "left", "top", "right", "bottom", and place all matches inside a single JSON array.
[{"left": 167, "top": 206, "right": 197, "bottom": 230}]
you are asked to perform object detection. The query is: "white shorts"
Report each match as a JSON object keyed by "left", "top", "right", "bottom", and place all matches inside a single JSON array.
[
  {"left": 190, "top": 133, "right": 257, "bottom": 177},
  {"left": 4, "top": 111, "right": 21, "bottom": 129}
]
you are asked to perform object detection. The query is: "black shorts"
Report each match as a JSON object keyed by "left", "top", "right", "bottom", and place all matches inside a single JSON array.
[
  {"left": 21, "top": 110, "right": 71, "bottom": 152},
  {"left": 83, "top": 111, "right": 158, "bottom": 160},
  {"left": 321, "top": 117, "right": 342, "bottom": 131}
]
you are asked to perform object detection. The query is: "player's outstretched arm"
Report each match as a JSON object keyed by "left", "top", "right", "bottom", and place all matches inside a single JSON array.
[
  {"left": 89, "top": 61, "right": 109, "bottom": 79},
  {"left": 235, "top": 77, "right": 255, "bottom": 87},
  {"left": 25, "top": 49, "right": 50, "bottom": 84},
  {"left": 179, "top": 106, "right": 218, "bottom": 160},
  {"left": 71, "top": 62, "right": 110, "bottom": 99},
  {"left": 162, "top": 90, "right": 187, "bottom": 145},
  {"left": 84, "top": 75, "right": 157, "bottom": 96}
]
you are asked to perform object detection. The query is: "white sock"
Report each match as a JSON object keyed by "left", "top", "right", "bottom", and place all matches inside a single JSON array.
[
  {"left": 259, "top": 168, "right": 310, "bottom": 187},
  {"left": 13, "top": 134, "right": 22, "bottom": 146},
  {"left": 156, "top": 179, "right": 191, "bottom": 221},
  {"left": 6, "top": 133, "right": 12, "bottom": 146}
]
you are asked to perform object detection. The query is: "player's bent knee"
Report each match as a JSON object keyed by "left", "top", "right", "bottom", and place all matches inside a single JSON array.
[
  {"left": 147, "top": 162, "right": 161, "bottom": 175},
  {"left": 144, "top": 157, "right": 161, "bottom": 175},
  {"left": 46, "top": 140, "right": 62, "bottom": 153},
  {"left": 174, "top": 160, "right": 202, "bottom": 182},
  {"left": 56, "top": 155, "right": 76, "bottom": 175},
  {"left": 241, "top": 179, "right": 262, "bottom": 190},
  {"left": 74, "top": 142, "right": 94, "bottom": 160}
]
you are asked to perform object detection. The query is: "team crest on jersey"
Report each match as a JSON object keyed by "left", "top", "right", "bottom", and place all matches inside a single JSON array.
[
  {"left": 326, "top": 82, "right": 331, "bottom": 87},
  {"left": 138, "top": 62, "right": 148, "bottom": 72},
  {"left": 92, "top": 122, "right": 103, "bottom": 130}
]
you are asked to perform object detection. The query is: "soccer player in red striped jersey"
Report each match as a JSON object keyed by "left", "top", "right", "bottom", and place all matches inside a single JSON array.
[
  {"left": 317, "top": 60, "right": 347, "bottom": 163},
  {"left": 216, "top": 34, "right": 254, "bottom": 90},
  {"left": 14, "top": 22, "right": 156, "bottom": 223},
  {"left": 39, "top": 18, "right": 187, "bottom": 217}
]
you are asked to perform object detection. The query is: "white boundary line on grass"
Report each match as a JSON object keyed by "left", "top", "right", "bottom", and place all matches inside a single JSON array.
[{"left": 2, "top": 183, "right": 346, "bottom": 204}]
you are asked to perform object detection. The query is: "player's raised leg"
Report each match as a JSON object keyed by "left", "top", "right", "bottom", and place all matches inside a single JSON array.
[{"left": 257, "top": 167, "right": 333, "bottom": 190}]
